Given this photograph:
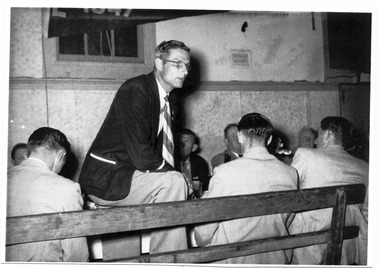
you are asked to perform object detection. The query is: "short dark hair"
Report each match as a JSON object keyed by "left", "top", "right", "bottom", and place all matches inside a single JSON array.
[
  {"left": 176, "top": 128, "right": 199, "bottom": 146},
  {"left": 223, "top": 123, "right": 238, "bottom": 139},
  {"left": 155, "top": 40, "right": 190, "bottom": 60},
  {"left": 320, "top": 116, "right": 353, "bottom": 144},
  {"left": 28, "top": 127, "right": 71, "bottom": 153},
  {"left": 11, "top": 143, "right": 27, "bottom": 160},
  {"left": 238, "top": 113, "right": 273, "bottom": 138}
]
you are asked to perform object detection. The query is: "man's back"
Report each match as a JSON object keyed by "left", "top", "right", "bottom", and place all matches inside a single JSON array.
[
  {"left": 293, "top": 146, "right": 368, "bottom": 188},
  {"left": 289, "top": 146, "right": 368, "bottom": 265},
  {"left": 6, "top": 159, "right": 89, "bottom": 262},
  {"left": 195, "top": 147, "right": 298, "bottom": 264}
]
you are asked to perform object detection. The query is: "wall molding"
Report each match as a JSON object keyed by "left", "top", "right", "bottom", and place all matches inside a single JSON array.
[{"left": 9, "top": 77, "right": 340, "bottom": 92}]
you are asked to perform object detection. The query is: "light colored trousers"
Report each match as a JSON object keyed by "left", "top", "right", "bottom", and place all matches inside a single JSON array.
[{"left": 89, "top": 170, "right": 188, "bottom": 254}]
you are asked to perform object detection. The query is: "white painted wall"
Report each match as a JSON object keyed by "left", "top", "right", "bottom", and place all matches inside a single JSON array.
[{"left": 156, "top": 11, "right": 325, "bottom": 82}]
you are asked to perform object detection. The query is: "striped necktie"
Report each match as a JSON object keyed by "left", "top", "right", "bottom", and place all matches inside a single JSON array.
[{"left": 162, "top": 96, "right": 174, "bottom": 166}]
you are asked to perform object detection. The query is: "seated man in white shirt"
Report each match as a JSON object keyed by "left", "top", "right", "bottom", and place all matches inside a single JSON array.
[
  {"left": 289, "top": 116, "right": 368, "bottom": 265},
  {"left": 6, "top": 127, "right": 89, "bottom": 262},
  {"left": 194, "top": 113, "right": 298, "bottom": 264}
]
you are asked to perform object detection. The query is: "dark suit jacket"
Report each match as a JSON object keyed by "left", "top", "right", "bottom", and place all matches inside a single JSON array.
[
  {"left": 210, "top": 149, "right": 239, "bottom": 170},
  {"left": 79, "top": 72, "right": 176, "bottom": 201},
  {"left": 175, "top": 154, "right": 210, "bottom": 191}
]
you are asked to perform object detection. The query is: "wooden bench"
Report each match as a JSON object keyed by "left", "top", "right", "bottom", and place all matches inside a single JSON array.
[{"left": 6, "top": 183, "right": 366, "bottom": 264}]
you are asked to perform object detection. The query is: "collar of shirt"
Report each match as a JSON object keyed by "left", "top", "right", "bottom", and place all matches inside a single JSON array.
[
  {"left": 243, "top": 147, "right": 274, "bottom": 159},
  {"left": 320, "top": 144, "right": 344, "bottom": 151},
  {"left": 27, "top": 157, "right": 50, "bottom": 169},
  {"left": 156, "top": 78, "right": 169, "bottom": 110},
  {"left": 182, "top": 158, "right": 191, "bottom": 166}
]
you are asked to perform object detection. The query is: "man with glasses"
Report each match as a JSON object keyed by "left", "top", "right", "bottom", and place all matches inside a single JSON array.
[{"left": 79, "top": 40, "right": 191, "bottom": 255}]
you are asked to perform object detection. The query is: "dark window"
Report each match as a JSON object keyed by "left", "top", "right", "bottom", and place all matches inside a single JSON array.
[
  {"left": 114, "top": 27, "right": 138, "bottom": 57},
  {"left": 58, "top": 25, "right": 142, "bottom": 62},
  {"left": 327, "top": 13, "right": 371, "bottom": 73},
  {"left": 59, "top": 34, "right": 84, "bottom": 55}
]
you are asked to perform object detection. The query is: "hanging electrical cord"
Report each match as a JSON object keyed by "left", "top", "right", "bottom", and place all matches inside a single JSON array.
[
  {"left": 41, "top": 10, "right": 50, "bottom": 127},
  {"left": 100, "top": 31, "right": 103, "bottom": 57},
  {"left": 105, "top": 30, "right": 113, "bottom": 61}
]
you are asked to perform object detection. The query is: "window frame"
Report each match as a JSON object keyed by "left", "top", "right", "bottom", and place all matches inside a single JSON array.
[
  {"left": 322, "top": 12, "right": 371, "bottom": 81},
  {"left": 57, "top": 25, "right": 145, "bottom": 63},
  {"left": 43, "top": 23, "right": 156, "bottom": 79}
]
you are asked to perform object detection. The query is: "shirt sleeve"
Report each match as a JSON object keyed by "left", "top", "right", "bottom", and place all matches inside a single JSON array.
[{"left": 290, "top": 149, "right": 307, "bottom": 188}]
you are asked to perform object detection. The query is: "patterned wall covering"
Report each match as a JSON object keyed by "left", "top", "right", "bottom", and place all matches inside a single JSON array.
[{"left": 8, "top": 79, "right": 340, "bottom": 179}]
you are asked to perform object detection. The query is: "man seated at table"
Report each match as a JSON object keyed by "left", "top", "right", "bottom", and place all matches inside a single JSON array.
[
  {"left": 10, "top": 142, "right": 28, "bottom": 166},
  {"left": 297, "top": 125, "right": 317, "bottom": 149},
  {"left": 210, "top": 123, "right": 243, "bottom": 169},
  {"left": 175, "top": 128, "right": 211, "bottom": 199},
  {"left": 194, "top": 112, "right": 298, "bottom": 264},
  {"left": 289, "top": 116, "right": 368, "bottom": 265},
  {"left": 6, "top": 127, "right": 89, "bottom": 262}
]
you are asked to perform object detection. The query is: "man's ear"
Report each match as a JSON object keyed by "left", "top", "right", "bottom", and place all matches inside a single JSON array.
[
  {"left": 191, "top": 144, "right": 199, "bottom": 153},
  {"left": 238, "top": 132, "right": 243, "bottom": 144},
  {"left": 155, "top": 57, "right": 163, "bottom": 71},
  {"left": 224, "top": 138, "right": 229, "bottom": 146},
  {"left": 55, "top": 150, "right": 66, "bottom": 163},
  {"left": 324, "top": 129, "right": 333, "bottom": 143},
  {"left": 266, "top": 135, "right": 273, "bottom": 146}
]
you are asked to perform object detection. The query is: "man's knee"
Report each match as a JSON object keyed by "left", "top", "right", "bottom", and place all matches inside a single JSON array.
[
  {"left": 162, "top": 171, "right": 188, "bottom": 200},
  {"left": 167, "top": 171, "right": 187, "bottom": 188}
]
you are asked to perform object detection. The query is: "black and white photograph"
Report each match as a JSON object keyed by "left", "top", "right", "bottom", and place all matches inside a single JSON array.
[{"left": 1, "top": 0, "right": 378, "bottom": 266}]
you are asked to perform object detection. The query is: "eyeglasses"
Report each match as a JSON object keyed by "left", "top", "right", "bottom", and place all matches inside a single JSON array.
[{"left": 163, "top": 60, "right": 191, "bottom": 71}]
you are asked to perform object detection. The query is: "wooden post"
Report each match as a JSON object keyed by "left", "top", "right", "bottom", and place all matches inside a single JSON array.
[{"left": 325, "top": 187, "right": 347, "bottom": 265}]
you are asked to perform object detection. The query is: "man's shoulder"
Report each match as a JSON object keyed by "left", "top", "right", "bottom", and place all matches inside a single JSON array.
[
  {"left": 294, "top": 147, "right": 315, "bottom": 155},
  {"left": 190, "top": 154, "right": 209, "bottom": 168},
  {"left": 121, "top": 72, "right": 153, "bottom": 86},
  {"left": 293, "top": 147, "right": 318, "bottom": 159},
  {"left": 22, "top": 168, "right": 80, "bottom": 191},
  {"left": 191, "top": 154, "right": 208, "bottom": 163},
  {"left": 116, "top": 72, "right": 156, "bottom": 100},
  {"left": 211, "top": 150, "right": 228, "bottom": 161},
  {"left": 340, "top": 150, "right": 369, "bottom": 171},
  {"left": 212, "top": 156, "right": 239, "bottom": 172}
]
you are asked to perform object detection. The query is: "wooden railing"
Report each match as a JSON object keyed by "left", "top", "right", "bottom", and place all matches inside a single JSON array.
[{"left": 6, "top": 183, "right": 366, "bottom": 264}]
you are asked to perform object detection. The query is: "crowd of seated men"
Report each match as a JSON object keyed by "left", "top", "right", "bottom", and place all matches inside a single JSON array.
[{"left": 6, "top": 113, "right": 368, "bottom": 264}]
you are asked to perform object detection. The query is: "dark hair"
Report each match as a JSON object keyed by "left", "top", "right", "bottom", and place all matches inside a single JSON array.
[
  {"left": 320, "top": 116, "right": 353, "bottom": 144},
  {"left": 223, "top": 123, "right": 238, "bottom": 139},
  {"left": 155, "top": 40, "right": 190, "bottom": 60},
  {"left": 238, "top": 113, "right": 273, "bottom": 138},
  {"left": 176, "top": 128, "right": 199, "bottom": 146},
  {"left": 28, "top": 127, "right": 71, "bottom": 153},
  {"left": 11, "top": 143, "right": 27, "bottom": 160}
]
